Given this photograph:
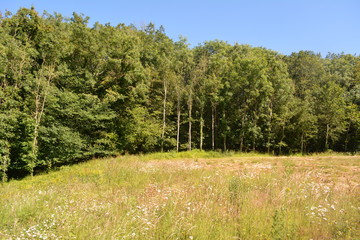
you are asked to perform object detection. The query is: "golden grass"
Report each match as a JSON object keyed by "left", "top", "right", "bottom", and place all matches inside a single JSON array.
[{"left": 0, "top": 154, "right": 359, "bottom": 239}]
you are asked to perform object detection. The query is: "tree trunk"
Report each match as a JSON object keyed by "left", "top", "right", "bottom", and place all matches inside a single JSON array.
[
  {"left": 31, "top": 123, "right": 39, "bottom": 176},
  {"left": 301, "top": 131, "right": 304, "bottom": 155},
  {"left": 188, "top": 97, "right": 192, "bottom": 151},
  {"left": 211, "top": 104, "right": 215, "bottom": 151},
  {"left": 252, "top": 135, "right": 256, "bottom": 152},
  {"left": 325, "top": 124, "right": 329, "bottom": 150},
  {"left": 267, "top": 103, "right": 273, "bottom": 154},
  {"left": 344, "top": 122, "right": 351, "bottom": 152},
  {"left": 161, "top": 82, "right": 167, "bottom": 152},
  {"left": 223, "top": 111, "right": 227, "bottom": 152},
  {"left": 1, "top": 145, "right": 9, "bottom": 183},
  {"left": 279, "top": 124, "right": 285, "bottom": 155},
  {"left": 2, "top": 159, "right": 7, "bottom": 182},
  {"left": 252, "top": 119, "right": 257, "bottom": 152},
  {"left": 240, "top": 115, "right": 245, "bottom": 152},
  {"left": 31, "top": 64, "right": 55, "bottom": 176},
  {"left": 31, "top": 78, "right": 42, "bottom": 176},
  {"left": 240, "top": 132, "right": 244, "bottom": 152},
  {"left": 200, "top": 111, "right": 204, "bottom": 151},
  {"left": 176, "top": 98, "right": 181, "bottom": 152}
]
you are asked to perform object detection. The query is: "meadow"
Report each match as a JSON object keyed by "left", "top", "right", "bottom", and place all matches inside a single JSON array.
[{"left": 0, "top": 152, "right": 359, "bottom": 239}]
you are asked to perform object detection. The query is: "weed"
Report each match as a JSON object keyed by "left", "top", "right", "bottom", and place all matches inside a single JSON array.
[
  {"left": 0, "top": 154, "right": 359, "bottom": 239},
  {"left": 271, "top": 208, "right": 285, "bottom": 240}
]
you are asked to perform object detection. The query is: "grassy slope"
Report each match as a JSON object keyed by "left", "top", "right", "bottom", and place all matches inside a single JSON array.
[{"left": 0, "top": 152, "right": 359, "bottom": 239}]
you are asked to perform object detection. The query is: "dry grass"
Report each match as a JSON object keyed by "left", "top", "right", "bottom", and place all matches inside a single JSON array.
[{"left": 0, "top": 153, "right": 359, "bottom": 239}]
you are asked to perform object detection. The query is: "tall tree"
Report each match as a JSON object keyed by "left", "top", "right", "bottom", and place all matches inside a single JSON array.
[
  {"left": 174, "top": 37, "right": 191, "bottom": 151},
  {"left": 316, "top": 81, "right": 347, "bottom": 150}
]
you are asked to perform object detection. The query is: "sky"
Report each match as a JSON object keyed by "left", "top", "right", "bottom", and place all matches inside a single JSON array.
[{"left": 2, "top": 0, "right": 359, "bottom": 56}]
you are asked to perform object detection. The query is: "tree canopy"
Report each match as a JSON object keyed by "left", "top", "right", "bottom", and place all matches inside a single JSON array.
[{"left": 1, "top": 8, "right": 359, "bottom": 180}]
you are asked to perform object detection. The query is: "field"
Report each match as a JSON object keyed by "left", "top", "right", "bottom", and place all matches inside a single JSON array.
[{"left": 0, "top": 152, "right": 359, "bottom": 239}]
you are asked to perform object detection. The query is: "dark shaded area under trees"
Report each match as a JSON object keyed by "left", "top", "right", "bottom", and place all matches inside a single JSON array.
[{"left": 0, "top": 8, "right": 359, "bottom": 180}]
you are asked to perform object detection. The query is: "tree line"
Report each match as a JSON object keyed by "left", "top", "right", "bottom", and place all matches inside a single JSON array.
[{"left": 0, "top": 8, "right": 359, "bottom": 180}]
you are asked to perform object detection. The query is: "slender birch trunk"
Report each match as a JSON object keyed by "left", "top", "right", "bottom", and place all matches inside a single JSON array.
[
  {"left": 161, "top": 81, "right": 167, "bottom": 152},
  {"left": 211, "top": 104, "right": 216, "bottom": 150},
  {"left": 199, "top": 111, "right": 204, "bottom": 151},
  {"left": 176, "top": 97, "right": 181, "bottom": 152},
  {"left": 188, "top": 95, "right": 192, "bottom": 151},
  {"left": 267, "top": 103, "right": 273, "bottom": 154},
  {"left": 31, "top": 64, "right": 55, "bottom": 176},
  {"left": 223, "top": 111, "right": 227, "bottom": 152},
  {"left": 325, "top": 124, "right": 330, "bottom": 150},
  {"left": 279, "top": 124, "right": 285, "bottom": 155}
]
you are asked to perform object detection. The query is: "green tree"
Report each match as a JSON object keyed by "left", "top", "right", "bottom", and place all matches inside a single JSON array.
[
  {"left": 316, "top": 81, "right": 347, "bottom": 150},
  {"left": 286, "top": 51, "right": 325, "bottom": 153}
]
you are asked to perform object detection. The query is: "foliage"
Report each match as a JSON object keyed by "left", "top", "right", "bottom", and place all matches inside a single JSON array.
[{"left": 0, "top": 7, "right": 359, "bottom": 179}]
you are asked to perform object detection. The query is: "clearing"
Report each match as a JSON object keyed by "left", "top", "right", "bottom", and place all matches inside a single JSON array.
[{"left": 0, "top": 154, "right": 359, "bottom": 239}]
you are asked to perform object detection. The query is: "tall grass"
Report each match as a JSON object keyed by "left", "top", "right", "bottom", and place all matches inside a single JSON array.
[
  {"left": 0, "top": 153, "right": 359, "bottom": 239},
  {"left": 130, "top": 149, "right": 271, "bottom": 160}
]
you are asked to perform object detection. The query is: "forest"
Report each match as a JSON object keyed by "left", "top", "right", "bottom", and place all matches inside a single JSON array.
[{"left": 0, "top": 7, "right": 359, "bottom": 180}]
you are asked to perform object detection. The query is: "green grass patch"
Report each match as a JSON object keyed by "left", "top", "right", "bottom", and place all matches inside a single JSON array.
[{"left": 0, "top": 153, "right": 359, "bottom": 239}]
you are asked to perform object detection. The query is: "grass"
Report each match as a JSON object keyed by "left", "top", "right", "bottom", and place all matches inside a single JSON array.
[
  {"left": 134, "top": 149, "right": 272, "bottom": 160},
  {"left": 0, "top": 152, "right": 359, "bottom": 239}
]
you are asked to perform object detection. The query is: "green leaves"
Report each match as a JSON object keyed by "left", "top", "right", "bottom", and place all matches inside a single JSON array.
[
  {"left": 38, "top": 124, "right": 84, "bottom": 168},
  {"left": 0, "top": 7, "right": 359, "bottom": 179},
  {"left": 122, "top": 106, "right": 162, "bottom": 153}
]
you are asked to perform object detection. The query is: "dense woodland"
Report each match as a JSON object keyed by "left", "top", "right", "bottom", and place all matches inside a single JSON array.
[{"left": 0, "top": 8, "right": 359, "bottom": 180}]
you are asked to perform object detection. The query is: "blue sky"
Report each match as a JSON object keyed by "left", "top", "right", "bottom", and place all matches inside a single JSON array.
[{"left": 2, "top": 0, "right": 359, "bottom": 56}]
